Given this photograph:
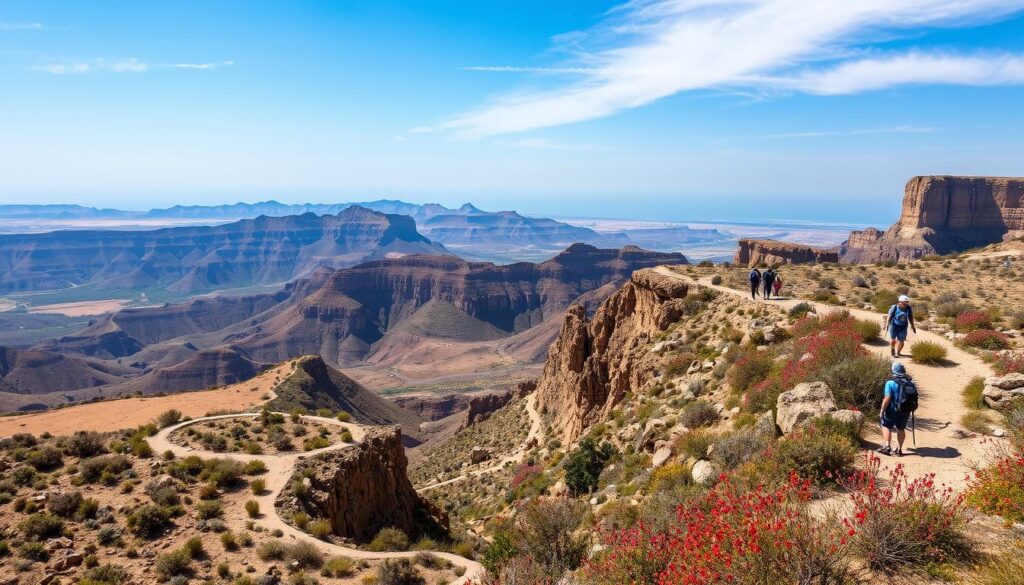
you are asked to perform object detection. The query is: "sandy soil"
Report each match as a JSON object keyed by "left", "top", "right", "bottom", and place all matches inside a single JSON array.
[
  {"left": 27, "top": 298, "right": 131, "bottom": 316},
  {"left": 0, "top": 363, "right": 291, "bottom": 436},
  {"left": 658, "top": 266, "right": 1000, "bottom": 492}
]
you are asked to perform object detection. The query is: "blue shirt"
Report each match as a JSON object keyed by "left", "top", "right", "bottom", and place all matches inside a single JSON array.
[
  {"left": 888, "top": 304, "right": 913, "bottom": 327},
  {"left": 884, "top": 380, "right": 901, "bottom": 414}
]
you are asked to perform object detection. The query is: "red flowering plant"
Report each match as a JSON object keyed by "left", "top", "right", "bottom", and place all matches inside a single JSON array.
[
  {"left": 843, "top": 454, "right": 971, "bottom": 576},
  {"left": 959, "top": 329, "right": 1010, "bottom": 350},
  {"left": 954, "top": 310, "right": 993, "bottom": 332},
  {"left": 583, "top": 473, "right": 855, "bottom": 585},
  {"left": 995, "top": 353, "right": 1024, "bottom": 375},
  {"left": 780, "top": 316, "right": 867, "bottom": 387},
  {"left": 966, "top": 451, "right": 1024, "bottom": 524}
]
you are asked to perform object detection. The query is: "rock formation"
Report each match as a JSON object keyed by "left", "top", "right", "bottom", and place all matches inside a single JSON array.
[
  {"left": 840, "top": 176, "right": 1024, "bottom": 263},
  {"left": 281, "top": 426, "right": 447, "bottom": 543},
  {"left": 734, "top": 239, "right": 839, "bottom": 267},
  {"left": 982, "top": 373, "right": 1024, "bottom": 409},
  {"left": 535, "top": 268, "right": 690, "bottom": 444},
  {"left": 776, "top": 381, "right": 837, "bottom": 434}
]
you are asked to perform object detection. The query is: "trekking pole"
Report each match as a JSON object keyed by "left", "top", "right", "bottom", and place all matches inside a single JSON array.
[{"left": 912, "top": 412, "right": 916, "bottom": 447}]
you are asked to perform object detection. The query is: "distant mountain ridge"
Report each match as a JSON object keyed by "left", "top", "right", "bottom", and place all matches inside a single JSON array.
[{"left": 0, "top": 206, "right": 448, "bottom": 294}]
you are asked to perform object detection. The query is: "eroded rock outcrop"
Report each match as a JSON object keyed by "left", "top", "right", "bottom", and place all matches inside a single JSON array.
[
  {"left": 983, "top": 373, "right": 1024, "bottom": 409},
  {"left": 535, "top": 268, "right": 690, "bottom": 443},
  {"left": 840, "top": 176, "right": 1024, "bottom": 263},
  {"left": 280, "top": 426, "right": 447, "bottom": 543},
  {"left": 734, "top": 239, "right": 838, "bottom": 267}
]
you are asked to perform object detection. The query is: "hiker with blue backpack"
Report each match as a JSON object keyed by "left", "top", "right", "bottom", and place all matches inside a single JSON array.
[
  {"left": 748, "top": 268, "right": 761, "bottom": 300},
  {"left": 878, "top": 362, "right": 919, "bottom": 457},
  {"left": 884, "top": 294, "right": 917, "bottom": 358}
]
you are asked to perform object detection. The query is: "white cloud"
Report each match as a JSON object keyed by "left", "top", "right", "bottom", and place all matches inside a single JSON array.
[
  {"left": 719, "top": 125, "right": 937, "bottom": 141},
  {"left": 444, "top": 0, "right": 1024, "bottom": 138},
  {"left": 29, "top": 58, "right": 234, "bottom": 75},
  {"left": 0, "top": 22, "right": 43, "bottom": 30}
]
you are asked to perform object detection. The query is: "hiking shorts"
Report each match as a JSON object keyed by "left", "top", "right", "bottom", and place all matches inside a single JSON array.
[
  {"left": 881, "top": 410, "right": 911, "bottom": 430},
  {"left": 888, "top": 324, "right": 908, "bottom": 341}
]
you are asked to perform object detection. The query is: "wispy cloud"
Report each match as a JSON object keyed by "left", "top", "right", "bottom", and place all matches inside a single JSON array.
[
  {"left": 718, "top": 124, "right": 937, "bottom": 142},
  {"left": 29, "top": 58, "right": 234, "bottom": 75},
  {"left": 444, "top": 0, "right": 1024, "bottom": 138},
  {"left": 0, "top": 22, "right": 43, "bottom": 30}
]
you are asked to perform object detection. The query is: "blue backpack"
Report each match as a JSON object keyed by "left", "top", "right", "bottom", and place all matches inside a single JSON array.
[{"left": 889, "top": 304, "right": 912, "bottom": 327}]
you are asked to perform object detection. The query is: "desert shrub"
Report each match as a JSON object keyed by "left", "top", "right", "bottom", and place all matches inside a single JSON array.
[
  {"left": 47, "top": 490, "right": 82, "bottom": 517},
  {"left": 97, "top": 525, "right": 122, "bottom": 545},
  {"left": 967, "top": 549, "right": 1024, "bottom": 585},
  {"left": 910, "top": 340, "right": 947, "bottom": 364},
  {"left": 245, "top": 499, "right": 260, "bottom": 518},
  {"left": 18, "top": 541, "right": 48, "bottom": 561},
  {"left": 286, "top": 540, "right": 324, "bottom": 570},
  {"left": 963, "top": 376, "right": 987, "bottom": 409},
  {"left": 320, "top": 556, "right": 356, "bottom": 578},
  {"left": 293, "top": 511, "right": 310, "bottom": 529},
  {"left": 11, "top": 464, "right": 37, "bottom": 486},
  {"left": 995, "top": 353, "right": 1024, "bottom": 375},
  {"left": 257, "top": 539, "right": 287, "bottom": 561},
  {"left": 847, "top": 456, "right": 971, "bottom": 576},
  {"left": 872, "top": 289, "right": 899, "bottom": 313},
  {"left": 818, "top": 353, "right": 890, "bottom": 412},
  {"left": 19, "top": 512, "right": 64, "bottom": 540},
  {"left": 309, "top": 519, "right": 332, "bottom": 539},
  {"left": 183, "top": 535, "right": 204, "bottom": 558},
  {"left": 967, "top": 452, "right": 1024, "bottom": 523},
  {"left": 851, "top": 275, "right": 868, "bottom": 288},
  {"left": 303, "top": 436, "right": 330, "bottom": 451},
  {"left": 268, "top": 430, "right": 294, "bottom": 451},
  {"left": 155, "top": 547, "right": 193, "bottom": 581},
  {"left": 377, "top": 558, "right": 425, "bottom": 585},
  {"left": 960, "top": 329, "right": 1010, "bottom": 350},
  {"left": 196, "top": 500, "right": 222, "bottom": 519},
  {"left": 564, "top": 437, "right": 616, "bottom": 496},
  {"left": 710, "top": 274, "right": 723, "bottom": 285},
  {"left": 199, "top": 458, "right": 245, "bottom": 487},
  {"left": 678, "top": 400, "right": 719, "bottom": 429},
  {"left": 220, "top": 531, "right": 237, "bottom": 550},
  {"left": 788, "top": 302, "right": 813, "bottom": 318},
  {"left": 0, "top": 432, "right": 36, "bottom": 450},
  {"left": 127, "top": 504, "right": 173, "bottom": 536},
  {"left": 81, "top": 563, "right": 131, "bottom": 584},
  {"left": 26, "top": 445, "right": 62, "bottom": 470},
  {"left": 340, "top": 429, "right": 353, "bottom": 442},
  {"left": 243, "top": 460, "right": 267, "bottom": 474},
  {"left": 79, "top": 454, "right": 132, "bottom": 483},
  {"left": 851, "top": 318, "right": 881, "bottom": 342},
  {"left": 727, "top": 349, "right": 774, "bottom": 392},
  {"left": 336, "top": 411, "right": 351, "bottom": 422},
  {"left": 955, "top": 310, "right": 993, "bottom": 332},
  {"left": 368, "top": 527, "right": 410, "bottom": 552},
  {"left": 198, "top": 481, "right": 220, "bottom": 499},
  {"left": 490, "top": 499, "right": 587, "bottom": 581},
  {"left": 65, "top": 431, "right": 107, "bottom": 457},
  {"left": 711, "top": 430, "right": 770, "bottom": 471},
  {"left": 584, "top": 474, "right": 853, "bottom": 585},
  {"left": 762, "top": 426, "right": 857, "bottom": 486},
  {"left": 961, "top": 411, "right": 993, "bottom": 434},
  {"left": 156, "top": 409, "right": 183, "bottom": 428},
  {"left": 673, "top": 430, "right": 717, "bottom": 461}
]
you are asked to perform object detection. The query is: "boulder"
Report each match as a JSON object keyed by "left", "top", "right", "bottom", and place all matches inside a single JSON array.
[
  {"left": 754, "top": 410, "right": 777, "bottom": 438},
  {"left": 470, "top": 447, "right": 491, "bottom": 464},
  {"left": 983, "top": 374, "right": 1024, "bottom": 408},
  {"left": 691, "top": 460, "right": 718, "bottom": 486},
  {"left": 829, "top": 409, "right": 866, "bottom": 434},
  {"left": 776, "top": 381, "right": 837, "bottom": 434},
  {"left": 651, "top": 446, "right": 673, "bottom": 468}
]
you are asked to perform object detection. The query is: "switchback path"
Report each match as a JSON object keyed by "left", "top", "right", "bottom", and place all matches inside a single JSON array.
[
  {"left": 151, "top": 413, "right": 484, "bottom": 584},
  {"left": 656, "top": 266, "right": 1000, "bottom": 491}
]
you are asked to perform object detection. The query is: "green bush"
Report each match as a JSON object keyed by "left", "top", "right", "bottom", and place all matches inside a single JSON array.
[
  {"left": 963, "top": 376, "right": 987, "bottom": 409},
  {"left": 377, "top": 558, "right": 425, "bottom": 585},
  {"left": 19, "top": 513, "right": 64, "bottom": 540},
  {"left": 46, "top": 490, "right": 83, "bottom": 517},
  {"left": 762, "top": 427, "right": 857, "bottom": 486},
  {"left": 251, "top": 478, "right": 266, "bottom": 494},
  {"left": 727, "top": 349, "right": 774, "bottom": 392},
  {"left": 26, "top": 445, "right": 63, "bottom": 470},
  {"left": 961, "top": 411, "right": 993, "bottom": 435},
  {"left": 243, "top": 460, "right": 267, "bottom": 475},
  {"left": 564, "top": 438, "right": 616, "bottom": 496},
  {"left": 788, "top": 302, "right": 813, "bottom": 318},
  {"left": 309, "top": 519, "right": 332, "bottom": 540},
  {"left": 367, "top": 526, "right": 410, "bottom": 552},
  {"left": 127, "top": 505, "right": 172, "bottom": 536},
  {"left": 286, "top": 540, "right": 324, "bottom": 570},
  {"left": 156, "top": 409, "right": 183, "bottom": 428},
  {"left": 18, "top": 541, "right": 48, "bottom": 561},
  {"left": 910, "top": 341, "right": 947, "bottom": 364},
  {"left": 679, "top": 400, "right": 720, "bottom": 429},
  {"left": 79, "top": 454, "right": 132, "bottom": 483},
  {"left": 64, "top": 431, "right": 107, "bottom": 457},
  {"left": 321, "top": 556, "right": 356, "bottom": 578},
  {"left": 257, "top": 539, "right": 287, "bottom": 561},
  {"left": 81, "top": 564, "right": 131, "bottom": 584},
  {"left": 303, "top": 436, "right": 330, "bottom": 451},
  {"left": 818, "top": 353, "right": 891, "bottom": 412},
  {"left": 851, "top": 318, "right": 882, "bottom": 342},
  {"left": 711, "top": 430, "right": 769, "bottom": 471},
  {"left": 673, "top": 430, "right": 717, "bottom": 461},
  {"left": 872, "top": 289, "right": 899, "bottom": 313},
  {"left": 196, "top": 500, "right": 222, "bottom": 519},
  {"left": 154, "top": 547, "right": 192, "bottom": 581},
  {"left": 245, "top": 499, "right": 260, "bottom": 518}
]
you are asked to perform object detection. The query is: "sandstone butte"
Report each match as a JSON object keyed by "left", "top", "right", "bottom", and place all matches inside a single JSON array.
[
  {"left": 840, "top": 175, "right": 1024, "bottom": 263},
  {"left": 733, "top": 238, "right": 839, "bottom": 267}
]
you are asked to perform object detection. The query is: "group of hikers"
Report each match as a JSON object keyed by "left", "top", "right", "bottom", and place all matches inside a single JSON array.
[
  {"left": 740, "top": 268, "right": 921, "bottom": 458},
  {"left": 746, "top": 267, "right": 783, "bottom": 300}
]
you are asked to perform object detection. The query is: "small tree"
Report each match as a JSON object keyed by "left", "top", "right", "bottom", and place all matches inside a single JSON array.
[{"left": 564, "top": 437, "right": 615, "bottom": 496}]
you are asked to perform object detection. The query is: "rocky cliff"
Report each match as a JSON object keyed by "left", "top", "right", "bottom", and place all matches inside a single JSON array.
[
  {"left": 535, "top": 268, "right": 690, "bottom": 443},
  {"left": 0, "top": 206, "right": 448, "bottom": 294},
  {"left": 281, "top": 426, "right": 447, "bottom": 543},
  {"left": 733, "top": 239, "right": 838, "bottom": 266},
  {"left": 840, "top": 176, "right": 1024, "bottom": 263}
]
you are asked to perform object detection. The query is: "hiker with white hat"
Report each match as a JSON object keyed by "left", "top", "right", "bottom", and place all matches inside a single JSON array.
[{"left": 883, "top": 294, "right": 916, "bottom": 358}]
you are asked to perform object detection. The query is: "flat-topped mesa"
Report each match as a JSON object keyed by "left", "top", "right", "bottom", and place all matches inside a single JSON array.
[
  {"left": 280, "top": 426, "right": 447, "bottom": 543},
  {"left": 733, "top": 238, "right": 838, "bottom": 267},
  {"left": 840, "top": 175, "right": 1024, "bottom": 263},
  {"left": 535, "top": 268, "right": 689, "bottom": 444}
]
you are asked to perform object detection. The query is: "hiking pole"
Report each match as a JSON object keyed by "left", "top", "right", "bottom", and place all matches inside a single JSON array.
[{"left": 912, "top": 412, "right": 916, "bottom": 447}]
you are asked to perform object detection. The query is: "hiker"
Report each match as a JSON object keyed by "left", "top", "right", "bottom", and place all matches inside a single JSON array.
[
  {"left": 748, "top": 268, "right": 761, "bottom": 300},
  {"left": 883, "top": 294, "right": 917, "bottom": 357},
  {"left": 772, "top": 275, "right": 783, "bottom": 298},
  {"left": 762, "top": 268, "right": 776, "bottom": 300},
  {"left": 878, "top": 362, "right": 918, "bottom": 457}
]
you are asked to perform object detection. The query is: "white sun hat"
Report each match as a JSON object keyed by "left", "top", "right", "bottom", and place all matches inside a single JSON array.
[{"left": 898, "top": 295, "right": 911, "bottom": 302}]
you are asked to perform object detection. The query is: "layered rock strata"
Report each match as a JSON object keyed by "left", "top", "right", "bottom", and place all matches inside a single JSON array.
[{"left": 734, "top": 239, "right": 838, "bottom": 266}]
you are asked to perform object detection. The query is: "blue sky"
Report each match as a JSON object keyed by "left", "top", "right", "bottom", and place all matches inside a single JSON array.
[{"left": 2, "top": 1, "right": 1024, "bottom": 224}]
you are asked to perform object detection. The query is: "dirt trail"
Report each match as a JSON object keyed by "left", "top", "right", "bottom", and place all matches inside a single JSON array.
[
  {"left": 150, "top": 413, "right": 484, "bottom": 584},
  {"left": 656, "top": 266, "right": 998, "bottom": 491},
  {"left": 418, "top": 392, "right": 545, "bottom": 492}
]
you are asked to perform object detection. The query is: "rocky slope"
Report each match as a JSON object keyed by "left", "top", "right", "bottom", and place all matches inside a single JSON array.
[
  {"left": 535, "top": 268, "right": 691, "bottom": 443},
  {"left": 281, "top": 426, "right": 448, "bottom": 543},
  {"left": 0, "top": 206, "right": 448, "bottom": 294},
  {"left": 840, "top": 175, "right": 1024, "bottom": 262},
  {"left": 733, "top": 238, "right": 839, "bottom": 266}
]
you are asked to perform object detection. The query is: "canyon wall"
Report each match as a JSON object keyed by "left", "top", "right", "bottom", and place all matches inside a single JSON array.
[
  {"left": 283, "top": 426, "right": 447, "bottom": 543},
  {"left": 535, "top": 268, "right": 689, "bottom": 444},
  {"left": 840, "top": 176, "right": 1024, "bottom": 263},
  {"left": 733, "top": 239, "right": 838, "bottom": 267}
]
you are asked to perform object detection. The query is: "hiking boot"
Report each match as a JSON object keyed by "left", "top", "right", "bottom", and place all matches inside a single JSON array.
[
  {"left": 890, "top": 348, "right": 896, "bottom": 357},
  {"left": 876, "top": 446, "right": 892, "bottom": 456},
  {"left": 894, "top": 447, "right": 903, "bottom": 457}
]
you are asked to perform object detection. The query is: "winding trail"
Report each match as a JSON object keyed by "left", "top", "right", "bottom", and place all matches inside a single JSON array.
[
  {"left": 656, "top": 267, "right": 999, "bottom": 491},
  {"left": 418, "top": 392, "right": 545, "bottom": 492},
  {"left": 151, "top": 413, "right": 484, "bottom": 584}
]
